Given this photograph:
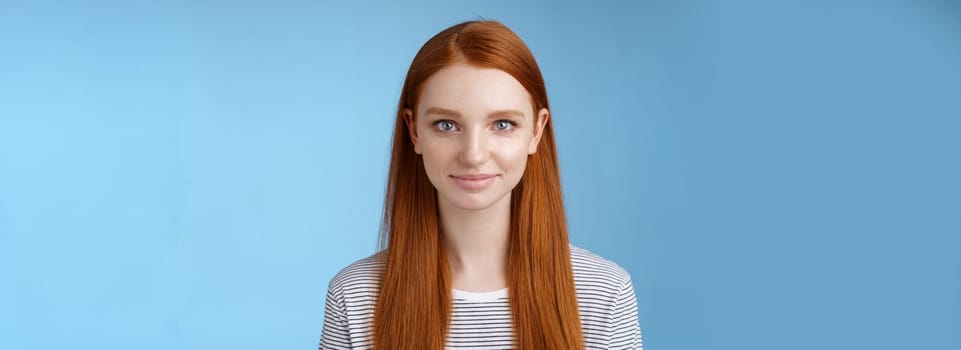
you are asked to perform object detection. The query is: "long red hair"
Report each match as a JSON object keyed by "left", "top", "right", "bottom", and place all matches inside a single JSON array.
[{"left": 374, "top": 20, "right": 584, "bottom": 349}]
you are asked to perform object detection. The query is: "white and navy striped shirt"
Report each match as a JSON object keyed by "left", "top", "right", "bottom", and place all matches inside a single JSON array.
[{"left": 319, "top": 245, "right": 642, "bottom": 349}]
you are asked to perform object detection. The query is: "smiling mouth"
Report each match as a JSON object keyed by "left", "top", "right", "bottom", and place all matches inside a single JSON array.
[
  {"left": 450, "top": 174, "right": 498, "bottom": 190},
  {"left": 451, "top": 174, "right": 497, "bottom": 180}
]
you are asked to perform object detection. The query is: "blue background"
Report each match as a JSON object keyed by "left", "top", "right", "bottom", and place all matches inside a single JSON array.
[{"left": 2, "top": 0, "right": 959, "bottom": 349}]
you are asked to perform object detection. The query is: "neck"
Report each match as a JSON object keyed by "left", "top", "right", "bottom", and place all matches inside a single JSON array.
[{"left": 437, "top": 193, "right": 511, "bottom": 292}]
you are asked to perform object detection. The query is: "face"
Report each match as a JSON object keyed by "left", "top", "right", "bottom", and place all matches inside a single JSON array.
[{"left": 405, "top": 62, "right": 550, "bottom": 212}]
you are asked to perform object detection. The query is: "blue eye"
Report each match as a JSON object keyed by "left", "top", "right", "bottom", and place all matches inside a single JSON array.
[
  {"left": 435, "top": 120, "right": 456, "bottom": 132},
  {"left": 494, "top": 120, "right": 515, "bottom": 131}
]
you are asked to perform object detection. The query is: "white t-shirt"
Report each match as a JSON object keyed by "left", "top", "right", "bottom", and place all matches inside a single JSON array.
[{"left": 319, "top": 244, "right": 642, "bottom": 349}]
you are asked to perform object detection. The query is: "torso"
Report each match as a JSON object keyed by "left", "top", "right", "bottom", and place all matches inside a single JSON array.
[{"left": 320, "top": 244, "right": 641, "bottom": 349}]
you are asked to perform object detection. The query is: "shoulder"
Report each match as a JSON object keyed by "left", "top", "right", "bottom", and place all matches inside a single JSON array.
[
  {"left": 569, "top": 244, "right": 633, "bottom": 293},
  {"left": 327, "top": 251, "right": 386, "bottom": 295},
  {"left": 569, "top": 245, "right": 643, "bottom": 349},
  {"left": 321, "top": 252, "right": 384, "bottom": 348}
]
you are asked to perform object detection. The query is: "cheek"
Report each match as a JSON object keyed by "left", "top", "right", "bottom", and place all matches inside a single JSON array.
[
  {"left": 420, "top": 140, "right": 455, "bottom": 168},
  {"left": 493, "top": 139, "right": 532, "bottom": 169}
]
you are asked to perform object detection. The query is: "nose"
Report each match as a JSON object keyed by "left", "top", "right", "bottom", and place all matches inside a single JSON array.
[{"left": 459, "top": 128, "right": 490, "bottom": 167}]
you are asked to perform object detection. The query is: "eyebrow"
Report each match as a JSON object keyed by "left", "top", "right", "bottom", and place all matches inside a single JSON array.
[{"left": 424, "top": 107, "right": 525, "bottom": 119}]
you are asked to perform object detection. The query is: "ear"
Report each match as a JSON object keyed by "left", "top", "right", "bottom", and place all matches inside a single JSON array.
[
  {"left": 528, "top": 108, "right": 550, "bottom": 154},
  {"left": 403, "top": 108, "right": 422, "bottom": 154}
]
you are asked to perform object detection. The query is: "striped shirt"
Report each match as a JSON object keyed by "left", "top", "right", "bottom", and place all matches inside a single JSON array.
[{"left": 319, "top": 245, "right": 642, "bottom": 349}]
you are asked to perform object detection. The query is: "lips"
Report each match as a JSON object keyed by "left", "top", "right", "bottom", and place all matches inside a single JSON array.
[
  {"left": 452, "top": 174, "right": 497, "bottom": 181},
  {"left": 450, "top": 174, "right": 498, "bottom": 191}
]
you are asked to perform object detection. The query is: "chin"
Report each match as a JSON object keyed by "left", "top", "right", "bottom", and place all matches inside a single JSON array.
[
  {"left": 448, "top": 198, "right": 497, "bottom": 211},
  {"left": 443, "top": 191, "right": 510, "bottom": 212}
]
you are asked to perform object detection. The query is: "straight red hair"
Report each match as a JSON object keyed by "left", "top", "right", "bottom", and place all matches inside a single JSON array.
[{"left": 374, "top": 20, "right": 584, "bottom": 349}]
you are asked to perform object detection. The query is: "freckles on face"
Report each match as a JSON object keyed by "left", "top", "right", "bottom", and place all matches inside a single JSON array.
[
  {"left": 412, "top": 62, "right": 539, "bottom": 210},
  {"left": 416, "top": 62, "right": 537, "bottom": 164}
]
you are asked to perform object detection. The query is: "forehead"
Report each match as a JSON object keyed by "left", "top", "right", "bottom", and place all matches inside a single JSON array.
[{"left": 417, "top": 62, "right": 533, "bottom": 118}]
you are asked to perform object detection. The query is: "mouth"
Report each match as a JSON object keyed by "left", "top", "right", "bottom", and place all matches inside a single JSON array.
[
  {"left": 450, "top": 174, "right": 498, "bottom": 191},
  {"left": 451, "top": 174, "right": 497, "bottom": 180}
]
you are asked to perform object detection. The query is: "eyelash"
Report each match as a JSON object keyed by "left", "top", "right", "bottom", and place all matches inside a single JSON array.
[{"left": 432, "top": 120, "right": 517, "bottom": 132}]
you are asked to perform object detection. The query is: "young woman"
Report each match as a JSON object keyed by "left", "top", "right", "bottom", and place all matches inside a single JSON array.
[{"left": 320, "top": 20, "right": 642, "bottom": 349}]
